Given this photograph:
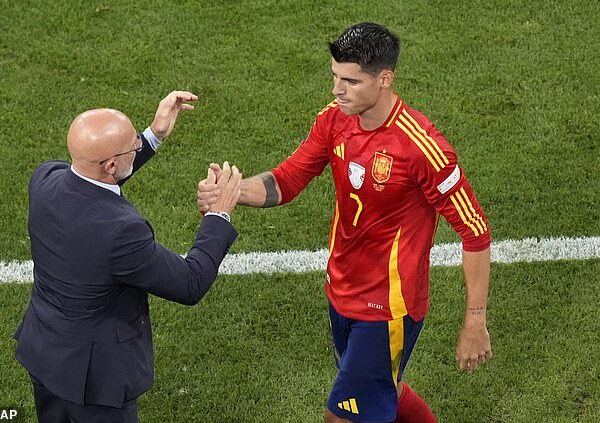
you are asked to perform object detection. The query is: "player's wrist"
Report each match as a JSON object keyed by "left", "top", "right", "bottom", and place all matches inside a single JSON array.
[
  {"left": 463, "top": 304, "right": 487, "bottom": 324},
  {"left": 463, "top": 314, "right": 487, "bottom": 329}
]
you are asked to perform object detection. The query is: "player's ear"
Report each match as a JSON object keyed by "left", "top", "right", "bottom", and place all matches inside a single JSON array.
[{"left": 380, "top": 70, "right": 395, "bottom": 88}]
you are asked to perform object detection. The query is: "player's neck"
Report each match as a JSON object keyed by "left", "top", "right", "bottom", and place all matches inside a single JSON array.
[{"left": 358, "top": 91, "right": 397, "bottom": 131}]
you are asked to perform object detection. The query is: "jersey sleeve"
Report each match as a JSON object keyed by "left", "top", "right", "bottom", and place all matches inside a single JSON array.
[
  {"left": 407, "top": 114, "right": 491, "bottom": 252},
  {"left": 271, "top": 111, "right": 331, "bottom": 204}
]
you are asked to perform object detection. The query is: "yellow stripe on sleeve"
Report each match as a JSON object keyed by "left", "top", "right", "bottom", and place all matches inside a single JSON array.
[
  {"left": 454, "top": 190, "right": 484, "bottom": 234},
  {"left": 398, "top": 115, "right": 447, "bottom": 170},
  {"left": 458, "top": 188, "right": 488, "bottom": 233},
  {"left": 396, "top": 121, "right": 441, "bottom": 172},
  {"left": 401, "top": 110, "right": 449, "bottom": 166},
  {"left": 450, "top": 194, "right": 480, "bottom": 236}
]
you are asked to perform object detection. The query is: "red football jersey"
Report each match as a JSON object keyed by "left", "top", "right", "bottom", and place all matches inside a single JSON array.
[{"left": 272, "top": 97, "right": 490, "bottom": 321}]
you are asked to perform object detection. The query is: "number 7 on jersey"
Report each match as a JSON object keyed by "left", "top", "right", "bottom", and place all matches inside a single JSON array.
[{"left": 349, "top": 193, "right": 363, "bottom": 226}]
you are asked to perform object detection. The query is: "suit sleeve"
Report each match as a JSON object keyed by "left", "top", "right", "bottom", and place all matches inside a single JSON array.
[
  {"left": 407, "top": 120, "right": 491, "bottom": 252},
  {"left": 271, "top": 115, "right": 330, "bottom": 204},
  {"left": 110, "top": 215, "right": 237, "bottom": 305}
]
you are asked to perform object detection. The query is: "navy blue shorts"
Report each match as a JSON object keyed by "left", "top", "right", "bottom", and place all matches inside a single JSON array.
[{"left": 327, "top": 303, "right": 424, "bottom": 422}]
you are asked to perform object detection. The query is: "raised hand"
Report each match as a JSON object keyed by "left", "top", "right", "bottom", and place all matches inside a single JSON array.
[{"left": 150, "top": 91, "right": 198, "bottom": 141}]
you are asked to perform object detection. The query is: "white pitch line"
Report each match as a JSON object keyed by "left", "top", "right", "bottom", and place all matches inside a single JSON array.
[{"left": 1, "top": 236, "right": 599, "bottom": 284}]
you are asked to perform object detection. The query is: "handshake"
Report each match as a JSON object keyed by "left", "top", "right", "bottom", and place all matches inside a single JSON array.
[{"left": 196, "top": 162, "right": 241, "bottom": 218}]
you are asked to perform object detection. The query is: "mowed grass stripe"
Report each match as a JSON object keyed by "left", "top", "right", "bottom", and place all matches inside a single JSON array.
[{"left": 2, "top": 236, "right": 599, "bottom": 283}]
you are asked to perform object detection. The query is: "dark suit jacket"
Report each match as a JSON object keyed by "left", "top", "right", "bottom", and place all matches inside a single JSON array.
[{"left": 14, "top": 135, "right": 237, "bottom": 407}]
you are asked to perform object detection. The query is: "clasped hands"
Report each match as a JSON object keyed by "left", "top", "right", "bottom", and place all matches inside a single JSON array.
[{"left": 197, "top": 162, "right": 241, "bottom": 217}]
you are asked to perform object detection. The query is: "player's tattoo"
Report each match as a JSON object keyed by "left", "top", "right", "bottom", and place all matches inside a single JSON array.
[
  {"left": 468, "top": 306, "right": 485, "bottom": 316},
  {"left": 260, "top": 172, "right": 279, "bottom": 207}
]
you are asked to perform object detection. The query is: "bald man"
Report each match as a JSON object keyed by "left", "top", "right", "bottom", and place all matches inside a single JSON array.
[{"left": 14, "top": 91, "right": 241, "bottom": 423}]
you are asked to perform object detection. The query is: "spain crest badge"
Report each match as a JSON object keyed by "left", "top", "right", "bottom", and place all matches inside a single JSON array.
[{"left": 371, "top": 151, "right": 393, "bottom": 184}]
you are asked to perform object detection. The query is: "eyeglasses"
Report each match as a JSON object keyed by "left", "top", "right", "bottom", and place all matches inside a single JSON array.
[{"left": 98, "top": 137, "right": 143, "bottom": 165}]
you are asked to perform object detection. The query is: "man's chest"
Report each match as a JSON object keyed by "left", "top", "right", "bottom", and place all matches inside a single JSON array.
[{"left": 328, "top": 126, "right": 416, "bottom": 201}]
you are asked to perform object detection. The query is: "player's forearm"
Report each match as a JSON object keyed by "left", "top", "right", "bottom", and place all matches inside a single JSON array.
[
  {"left": 461, "top": 248, "right": 491, "bottom": 328},
  {"left": 239, "top": 172, "right": 282, "bottom": 208}
]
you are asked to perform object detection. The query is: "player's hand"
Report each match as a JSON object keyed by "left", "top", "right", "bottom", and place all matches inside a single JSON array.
[
  {"left": 456, "top": 324, "right": 492, "bottom": 371},
  {"left": 207, "top": 163, "right": 222, "bottom": 181},
  {"left": 197, "top": 162, "right": 241, "bottom": 215},
  {"left": 196, "top": 164, "right": 223, "bottom": 213},
  {"left": 150, "top": 91, "right": 198, "bottom": 141}
]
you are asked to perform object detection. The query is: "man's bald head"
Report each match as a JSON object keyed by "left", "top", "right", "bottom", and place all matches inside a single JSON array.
[
  {"left": 67, "top": 109, "right": 136, "bottom": 164},
  {"left": 67, "top": 108, "right": 139, "bottom": 183}
]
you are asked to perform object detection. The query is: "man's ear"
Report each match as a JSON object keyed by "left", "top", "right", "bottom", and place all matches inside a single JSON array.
[
  {"left": 380, "top": 70, "right": 395, "bottom": 88},
  {"left": 104, "top": 159, "right": 117, "bottom": 176}
]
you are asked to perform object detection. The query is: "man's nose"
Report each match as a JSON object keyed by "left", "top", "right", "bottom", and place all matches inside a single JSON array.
[{"left": 332, "top": 80, "right": 344, "bottom": 96}]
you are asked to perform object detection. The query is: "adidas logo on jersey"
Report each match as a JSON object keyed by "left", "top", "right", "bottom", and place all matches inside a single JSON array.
[{"left": 333, "top": 143, "right": 345, "bottom": 160}]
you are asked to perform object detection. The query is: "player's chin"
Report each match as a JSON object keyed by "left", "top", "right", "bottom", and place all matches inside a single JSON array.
[{"left": 338, "top": 104, "right": 358, "bottom": 116}]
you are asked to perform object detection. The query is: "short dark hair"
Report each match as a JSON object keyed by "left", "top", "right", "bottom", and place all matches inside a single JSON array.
[{"left": 329, "top": 22, "right": 400, "bottom": 75}]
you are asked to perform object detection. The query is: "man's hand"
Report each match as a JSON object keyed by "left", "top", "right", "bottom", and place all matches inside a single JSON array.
[
  {"left": 458, "top": 249, "right": 492, "bottom": 371},
  {"left": 150, "top": 91, "right": 198, "bottom": 141},
  {"left": 456, "top": 324, "right": 492, "bottom": 371},
  {"left": 197, "top": 162, "right": 240, "bottom": 216},
  {"left": 196, "top": 163, "right": 223, "bottom": 213}
]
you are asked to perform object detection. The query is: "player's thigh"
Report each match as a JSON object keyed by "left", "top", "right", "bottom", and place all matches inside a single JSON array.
[
  {"left": 328, "top": 302, "right": 351, "bottom": 367},
  {"left": 327, "top": 315, "right": 398, "bottom": 422},
  {"left": 397, "top": 313, "right": 424, "bottom": 382}
]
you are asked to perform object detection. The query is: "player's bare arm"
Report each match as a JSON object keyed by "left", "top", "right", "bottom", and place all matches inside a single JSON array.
[
  {"left": 239, "top": 172, "right": 282, "bottom": 207},
  {"left": 197, "top": 167, "right": 282, "bottom": 212},
  {"left": 456, "top": 247, "right": 492, "bottom": 371}
]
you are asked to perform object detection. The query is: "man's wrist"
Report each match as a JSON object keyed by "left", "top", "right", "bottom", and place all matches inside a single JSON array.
[
  {"left": 463, "top": 314, "right": 487, "bottom": 329},
  {"left": 143, "top": 127, "right": 161, "bottom": 150},
  {"left": 204, "top": 211, "right": 231, "bottom": 223}
]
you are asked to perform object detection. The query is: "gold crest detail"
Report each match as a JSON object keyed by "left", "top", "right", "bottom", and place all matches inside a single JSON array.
[{"left": 371, "top": 152, "right": 393, "bottom": 184}]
